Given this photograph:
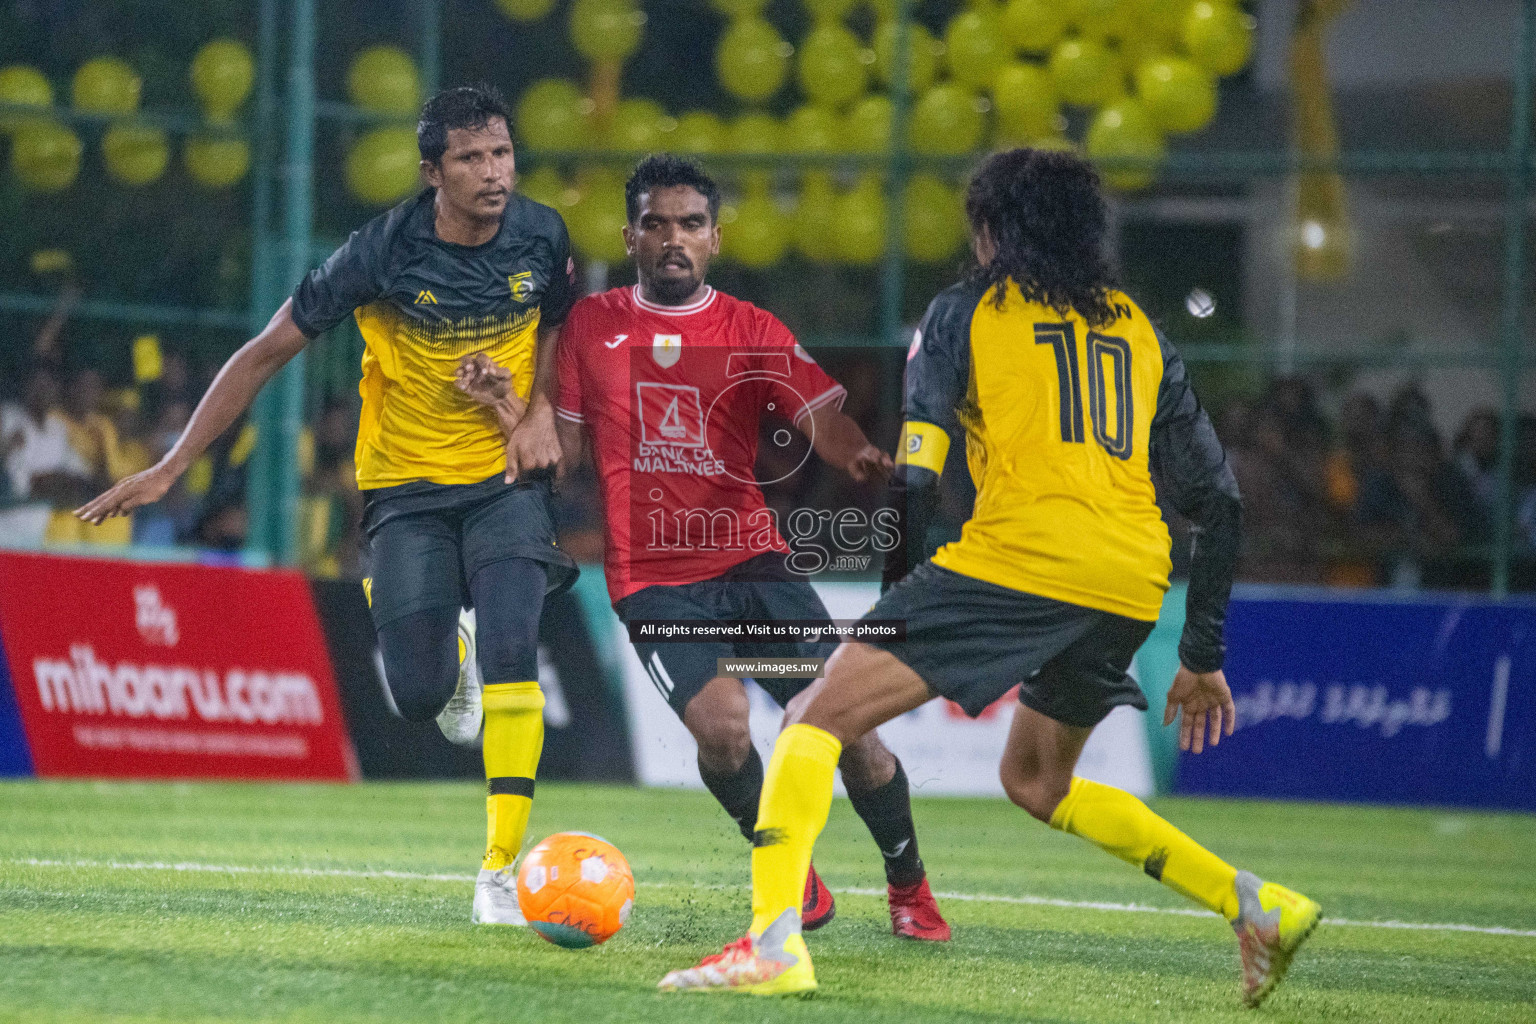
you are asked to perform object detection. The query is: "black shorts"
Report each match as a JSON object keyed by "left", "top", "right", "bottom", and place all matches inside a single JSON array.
[
  {"left": 362, "top": 474, "right": 578, "bottom": 628},
  {"left": 613, "top": 552, "right": 836, "bottom": 717},
  {"left": 864, "top": 561, "right": 1155, "bottom": 728}
]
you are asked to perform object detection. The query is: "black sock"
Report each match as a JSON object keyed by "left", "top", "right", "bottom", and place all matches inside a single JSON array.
[
  {"left": 848, "top": 758, "right": 925, "bottom": 887},
  {"left": 698, "top": 745, "right": 764, "bottom": 841}
]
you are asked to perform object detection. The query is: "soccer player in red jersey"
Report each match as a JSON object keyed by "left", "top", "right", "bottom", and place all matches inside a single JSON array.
[{"left": 467, "top": 156, "right": 949, "bottom": 940}]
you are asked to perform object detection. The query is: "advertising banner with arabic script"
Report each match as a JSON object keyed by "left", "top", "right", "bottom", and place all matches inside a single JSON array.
[
  {"left": 1175, "top": 588, "right": 1535, "bottom": 810},
  {"left": 0, "top": 552, "right": 357, "bottom": 781}
]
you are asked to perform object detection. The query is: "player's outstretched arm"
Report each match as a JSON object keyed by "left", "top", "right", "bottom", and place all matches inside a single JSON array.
[
  {"left": 74, "top": 300, "right": 309, "bottom": 524},
  {"left": 797, "top": 405, "right": 893, "bottom": 484},
  {"left": 505, "top": 322, "right": 564, "bottom": 482}
]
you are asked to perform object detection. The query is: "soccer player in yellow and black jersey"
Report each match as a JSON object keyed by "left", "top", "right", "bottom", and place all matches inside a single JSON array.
[
  {"left": 76, "top": 85, "right": 576, "bottom": 927},
  {"left": 661, "top": 149, "right": 1322, "bottom": 1005}
]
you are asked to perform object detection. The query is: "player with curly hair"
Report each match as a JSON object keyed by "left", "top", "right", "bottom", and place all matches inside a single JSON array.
[{"left": 661, "top": 148, "right": 1322, "bottom": 1005}]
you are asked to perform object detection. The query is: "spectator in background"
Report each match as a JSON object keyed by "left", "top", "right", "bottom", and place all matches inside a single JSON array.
[
  {"left": 1, "top": 367, "right": 92, "bottom": 507},
  {"left": 1322, "top": 392, "right": 1383, "bottom": 587},
  {"left": 1227, "top": 397, "right": 1327, "bottom": 583},
  {"left": 1516, "top": 415, "right": 1536, "bottom": 553},
  {"left": 300, "top": 399, "right": 364, "bottom": 578},
  {"left": 1453, "top": 408, "right": 1501, "bottom": 512},
  {"left": 1358, "top": 386, "right": 1484, "bottom": 588}
]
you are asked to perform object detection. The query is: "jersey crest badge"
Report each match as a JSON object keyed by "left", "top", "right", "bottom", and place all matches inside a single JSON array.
[
  {"left": 508, "top": 271, "right": 535, "bottom": 302},
  {"left": 652, "top": 333, "right": 682, "bottom": 368}
]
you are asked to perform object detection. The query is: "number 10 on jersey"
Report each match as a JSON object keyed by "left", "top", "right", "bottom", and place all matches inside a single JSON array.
[{"left": 1034, "top": 322, "right": 1134, "bottom": 460}]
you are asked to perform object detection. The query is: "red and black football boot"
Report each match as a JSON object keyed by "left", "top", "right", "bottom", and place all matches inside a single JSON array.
[
  {"left": 801, "top": 863, "right": 836, "bottom": 931},
  {"left": 889, "top": 877, "right": 951, "bottom": 941}
]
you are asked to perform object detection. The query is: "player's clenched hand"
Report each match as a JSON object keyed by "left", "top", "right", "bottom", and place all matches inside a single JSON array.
[
  {"left": 847, "top": 444, "right": 894, "bottom": 484},
  {"left": 455, "top": 352, "right": 511, "bottom": 406},
  {"left": 1163, "top": 666, "right": 1235, "bottom": 755},
  {"left": 506, "top": 401, "right": 560, "bottom": 483},
  {"left": 74, "top": 462, "right": 178, "bottom": 525}
]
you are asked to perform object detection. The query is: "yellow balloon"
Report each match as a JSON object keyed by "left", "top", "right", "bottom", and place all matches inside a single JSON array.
[
  {"left": 606, "top": 98, "right": 674, "bottom": 151},
  {"left": 495, "top": 0, "right": 558, "bottom": 22},
  {"left": 903, "top": 173, "right": 965, "bottom": 263},
  {"left": 796, "top": 25, "right": 869, "bottom": 110},
  {"left": 721, "top": 181, "right": 790, "bottom": 267},
  {"left": 1183, "top": 1, "right": 1253, "bottom": 76},
  {"left": 517, "top": 165, "right": 571, "bottom": 209},
  {"left": 716, "top": 18, "right": 790, "bottom": 103},
  {"left": 515, "top": 79, "right": 592, "bottom": 150},
  {"left": 10, "top": 120, "right": 81, "bottom": 192},
  {"left": 784, "top": 104, "right": 839, "bottom": 153},
  {"left": 190, "top": 39, "right": 254, "bottom": 119},
  {"left": 346, "top": 127, "right": 421, "bottom": 205},
  {"left": 908, "top": 85, "right": 984, "bottom": 156},
  {"left": 1134, "top": 56, "right": 1215, "bottom": 134},
  {"left": 992, "top": 61, "right": 1058, "bottom": 141},
  {"left": 1085, "top": 98, "right": 1164, "bottom": 190},
  {"left": 1001, "top": 0, "right": 1067, "bottom": 53},
  {"left": 570, "top": 0, "right": 645, "bottom": 63},
  {"left": 845, "top": 94, "right": 893, "bottom": 153},
  {"left": 944, "top": 10, "right": 1009, "bottom": 91},
  {"left": 184, "top": 134, "right": 250, "bottom": 188},
  {"left": 727, "top": 112, "right": 781, "bottom": 154},
  {"left": 347, "top": 46, "right": 419, "bottom": 115},
  {"left": 568, "top": 169, "right": 629, "bottom": 262},
  {"left": 804, "top": 0, "right": 858, "bottom": 24},
  {"left": 1048, "top": 37, "right": 1120, "bottom": 106},
  {"left": 1063, "top": 0, "right": 1124, "bottom": 35},
  {"left": 793, "top": 172, "right": 840, "bottom": 262},
  {"left": 72, "top": 57, "right": 140, "bottom": 114},
  {"left": 103, "top": 124, "right": 170, "bottom": 186},
  {"left": 673, "top": 110, "right": 727, "bottom": 154},
  {"left": 0, "top": 66, "right": 53, "bottom": 133},
  {"left": 873, "top": 22, "right": 939, "bottom": 94},
  {"left": 834, "top": 174, "right": 886, "bottom": 266}
]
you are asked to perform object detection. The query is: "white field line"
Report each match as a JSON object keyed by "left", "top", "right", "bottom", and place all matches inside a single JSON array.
[{"left": 9, "top": 856, "right": 1536, "bottom": 939}]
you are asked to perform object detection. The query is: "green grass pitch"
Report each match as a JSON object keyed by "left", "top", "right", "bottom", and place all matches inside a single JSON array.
[{"left": 2, "top": 780, "right": 1533, "bottom": 1023}]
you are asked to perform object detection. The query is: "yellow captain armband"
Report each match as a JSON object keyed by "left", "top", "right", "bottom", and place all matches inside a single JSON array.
[{"left": 896, "top": 421, "right": 950, "bottom": 475}]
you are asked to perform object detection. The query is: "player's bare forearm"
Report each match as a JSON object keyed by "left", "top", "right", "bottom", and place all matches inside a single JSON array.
[
  {"left": 505, "top": 323, "right": 564, "bottom": 481},
  {"left": 800, "top": 406, "right": 894, "bottom": 484},
  {"left": 75, "top": 301, "right": 308, "bottom": 523},
  {"left": 554, "top": 418, "right": 585, "bottom": 484}
]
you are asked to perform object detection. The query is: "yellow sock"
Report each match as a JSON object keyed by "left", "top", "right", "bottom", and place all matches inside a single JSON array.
[
  {"left": 1050, "top": 777, "right": 1240, "bottom": 920},
  {"left": 749, "top": 723, "right": 842, "bottom": 937},
  {"left": 482, "top": 681, "right": 544, "bottom": 872}
]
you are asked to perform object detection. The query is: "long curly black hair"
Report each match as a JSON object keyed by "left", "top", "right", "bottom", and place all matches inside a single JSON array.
[{"left": 964, "top": 148, "right": 1118, "bottom": 328}]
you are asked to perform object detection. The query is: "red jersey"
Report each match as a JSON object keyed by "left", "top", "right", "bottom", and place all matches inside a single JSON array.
[{"left": 556, "top": 284, "right": 846, "bottom": 603}]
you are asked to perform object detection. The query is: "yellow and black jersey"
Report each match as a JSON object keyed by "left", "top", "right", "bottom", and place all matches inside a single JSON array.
[
  {"left": 889, "top": 278, "right": 1242, "bottom": 670},
  {"left": 290, "top": 189, "right": 575, "bottom": 489}
]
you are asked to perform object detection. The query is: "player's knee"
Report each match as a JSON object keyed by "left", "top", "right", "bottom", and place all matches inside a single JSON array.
[
  {"left": 690, "top": 715, "right": 753, "bottom": 773},
  {"left": 478, "top": 634, "right": 539, "bottom": 686},
  {"left": 377, "top": 610, "right": 460, "bottom": 722},
  {"left": 1000, "top": 764, "right": 1069, "bottom": 823}
]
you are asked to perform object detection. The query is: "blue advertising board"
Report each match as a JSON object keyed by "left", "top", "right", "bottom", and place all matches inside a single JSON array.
[
  {"left": 0, "top": 628, "right": 35, "bottom": 776},
  {"left": 1175, "top": 588, "right": 1535, "bottom": 810}
]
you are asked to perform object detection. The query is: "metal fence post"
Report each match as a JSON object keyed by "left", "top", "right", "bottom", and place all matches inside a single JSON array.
[
  {"left": 877, "top": 0, "right": 915, "bottom": 348},
  {"left": 250, "top": 0, "right": 317, "bottom": 566},
  {"left": 1492, "top": 0, "right": 1533, "bottom": 597}
]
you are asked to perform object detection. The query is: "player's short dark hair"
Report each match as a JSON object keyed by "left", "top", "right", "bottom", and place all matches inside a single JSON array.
[
  {"left": 965, "top": 148, "right": 1117, "bottom": 328},
  {"left": 417, "top": 84, "right": 512, "bottom": 165},
  {"left": 625, "top": 155, "right": 721, "bottom": 224}
]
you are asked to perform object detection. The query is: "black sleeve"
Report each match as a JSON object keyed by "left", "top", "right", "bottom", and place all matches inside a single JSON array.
[
  {"left": 290, "top": 215, "right": 390, "bottom": 339},
  {"left": 538, "top": 209, "right": 576, "bottom": 329},
  {"left": 1149, "top": 329, "right": 1243, "bottom": 673},
  {"left": 881, "top": 284, "right": 976, "bottom": 591}
]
